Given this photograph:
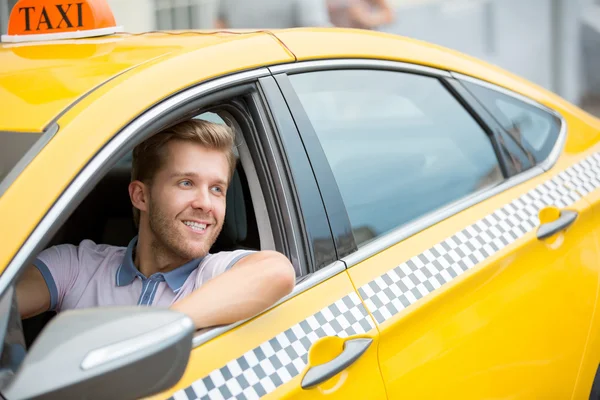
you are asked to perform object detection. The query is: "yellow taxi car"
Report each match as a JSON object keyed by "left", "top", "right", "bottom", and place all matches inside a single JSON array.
[{"left": 3, "top": 0, "right": 600, "bottom": 399}]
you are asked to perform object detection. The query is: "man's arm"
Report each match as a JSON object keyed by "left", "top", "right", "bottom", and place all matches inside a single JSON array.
[
  {"left": 170, "top": 251, "right": 296, "bottom": 329},
  {"left": 16, "top": 265, "right": 51, "bottom": 319}
]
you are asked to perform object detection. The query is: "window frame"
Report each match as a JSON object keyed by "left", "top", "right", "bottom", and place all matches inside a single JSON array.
[
  {"left": 270, "top": 59, "right": 567, "bottom": 267},
  {"left": 0, "top": 69, "right": 341, "bottom": 351}
]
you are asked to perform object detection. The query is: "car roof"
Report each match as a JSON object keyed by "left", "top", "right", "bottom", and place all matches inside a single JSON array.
[
  {"left": 0, "top": 28, "right": 577, "bottom": 133},
  {"left": 0, "top": 30, "right": 293, "bottom": 132}
]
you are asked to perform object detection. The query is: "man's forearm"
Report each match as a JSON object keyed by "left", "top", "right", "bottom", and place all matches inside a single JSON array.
[{"left": 170, "top": 251, "right": 295, "bottom": 329}]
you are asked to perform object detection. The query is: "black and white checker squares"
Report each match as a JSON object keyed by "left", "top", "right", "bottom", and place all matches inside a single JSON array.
[
  {"left": 170, "top": 292, "right": 375, "bottom": 400},
  {"left": 359, "top": 151, "right": 600, "bottom": 324}
]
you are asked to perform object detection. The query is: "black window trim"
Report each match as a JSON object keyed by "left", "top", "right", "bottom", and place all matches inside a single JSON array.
[
  {"left": 240, "top": 92, "right": 304, "bottom": 272},
  {"left": 271, "top": 73, "right": 356, "bottom": 261},
  {"left": 257, "top": 76, "right": 337, "bottom": 272},
  {"left": 270, "top": 59, "right": 567, "bottom": 268}
]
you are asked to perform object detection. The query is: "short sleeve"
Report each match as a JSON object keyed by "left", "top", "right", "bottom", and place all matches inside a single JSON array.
[
  {"left": 34, "top": 244, "right": 81, "bottom": 312},
  {"left": 195, "top": 250, "right": 255, "bottom": 288}
]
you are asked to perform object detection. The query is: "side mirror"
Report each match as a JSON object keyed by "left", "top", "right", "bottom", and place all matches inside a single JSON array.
[{"left": 5, "top": 307, "right": 194, "bottom": 400}]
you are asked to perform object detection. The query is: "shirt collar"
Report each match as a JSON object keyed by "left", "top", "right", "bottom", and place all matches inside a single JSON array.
[{"left": 116, "top": 236, "right": 203, "bottom": 292}]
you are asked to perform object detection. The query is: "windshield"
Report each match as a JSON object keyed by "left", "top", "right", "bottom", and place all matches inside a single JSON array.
[{"left": 0, "top": 131, "right": 43, "bottom": 193}]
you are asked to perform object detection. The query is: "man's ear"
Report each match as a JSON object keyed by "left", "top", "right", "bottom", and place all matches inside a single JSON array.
[{"left": 129, "top": 180, "right": 149, "bottom": 213}]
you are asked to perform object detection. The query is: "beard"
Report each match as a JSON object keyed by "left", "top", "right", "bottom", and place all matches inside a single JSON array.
[{"left": 147, "top": 200, "right": 223, "bottom": 262}]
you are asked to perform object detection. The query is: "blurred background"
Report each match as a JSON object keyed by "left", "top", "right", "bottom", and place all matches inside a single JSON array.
[{"left": 1, "top": 0, "right": 599, "bottom": 115}]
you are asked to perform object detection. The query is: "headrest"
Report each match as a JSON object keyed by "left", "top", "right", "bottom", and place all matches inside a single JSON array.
[
  {"left": 223, "top": 169, "right": 247, "bottom": 243},
  {"left": 210, "top": 168, "right": 248, "bottom": 252}
]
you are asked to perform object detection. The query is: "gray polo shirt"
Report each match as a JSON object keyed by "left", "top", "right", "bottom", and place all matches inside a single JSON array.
[
  {"left": 33, "top": 237, "right": 253, "bottom": 312},
  {"left": 217, "top": 0, "right": 331, "bottom": 29}
]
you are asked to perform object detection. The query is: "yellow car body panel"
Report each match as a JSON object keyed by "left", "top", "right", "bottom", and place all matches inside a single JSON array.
[
  {"left": 344, "top": 124, "right": 600, "bottom": 399},
  {"left": 145, "top": 270, "right": 386, "bottom": 400},
  {"left": 572, "top": 183, "right": 600, "bottom": 399},
  {"left": 2, "top": 27, "right": 600, "bottom": 399},
  {"left": 0, "top": 31, "right": 296, "bottom": 133},
  {"left": 347, "top": 176, "right": 600, "bottom": 398}
]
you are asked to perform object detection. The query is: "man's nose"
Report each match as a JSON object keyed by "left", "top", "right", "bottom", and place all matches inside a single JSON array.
[{"left": 191, "top": 189, "right": 212, "bottom": 212}]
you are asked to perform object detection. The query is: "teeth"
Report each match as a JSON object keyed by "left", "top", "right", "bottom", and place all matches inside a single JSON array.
[{"left": 183, "top": 221, "right": 207, "bottom": 231}]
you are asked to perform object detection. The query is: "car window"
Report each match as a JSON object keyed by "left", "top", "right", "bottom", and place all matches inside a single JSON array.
[
  {"left": 0, "top": 131, "right": 43, "bottom": 190},
  {"left": 288, "top": 69, "right": 503, "bottom": 247},
  {"left": 461, "top": 81, "right": 562, "bottom": 164}
]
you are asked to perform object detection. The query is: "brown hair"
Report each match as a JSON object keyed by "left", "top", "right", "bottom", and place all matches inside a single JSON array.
[{"left": 131, "top": 119, "right": 236, "bottom": 226}]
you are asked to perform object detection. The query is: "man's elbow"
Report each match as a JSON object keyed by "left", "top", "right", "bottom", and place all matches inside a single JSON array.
[{"left": 263, "top": 251, "right": 296, "bottom": 297}]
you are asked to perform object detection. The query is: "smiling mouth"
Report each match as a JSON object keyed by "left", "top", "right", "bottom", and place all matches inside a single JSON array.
[{"left": 182, "top": 221, "right": 209, "bottom": 233}]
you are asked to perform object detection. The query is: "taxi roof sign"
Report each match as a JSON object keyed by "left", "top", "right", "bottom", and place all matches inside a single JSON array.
[{"left": 1, "top": 0, "right": 122, "bottom": 43}]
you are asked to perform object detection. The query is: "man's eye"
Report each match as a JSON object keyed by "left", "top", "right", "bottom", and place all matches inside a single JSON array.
[
  {"left": 179, "top": 180, "right": 193, "bottom": 188},
  {"left": 211, "top": 186, "right": 223, "bottom": 193}
]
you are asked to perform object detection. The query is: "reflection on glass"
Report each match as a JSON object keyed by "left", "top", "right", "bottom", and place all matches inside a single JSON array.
[
  {"left": 462, "top": 81, "right": 560, "bottom": 163},
  {"left": 290, "top": 70, "right": 503, "bottom": 246},
  {"left": 0, "top": 132, "right": 42, "bottom": 188}
]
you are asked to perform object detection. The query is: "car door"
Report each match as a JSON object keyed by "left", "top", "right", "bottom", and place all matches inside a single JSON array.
[
  {"left": 274, "top": 60, "right": 600, "bottom": 399},
  {"left": 457, "top": 76, "right": 600, "bottom": 399},
  {"left": 149, "top": 75, "right": 387, "bottom": 400}
]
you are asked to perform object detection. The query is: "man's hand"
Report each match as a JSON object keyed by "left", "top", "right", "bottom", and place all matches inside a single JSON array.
[
  {"left": 16, "top": 265, "right": 51, "bottom": 319},
  {"left": 170, "top": 251, "right": 296, "bottom": 329}
]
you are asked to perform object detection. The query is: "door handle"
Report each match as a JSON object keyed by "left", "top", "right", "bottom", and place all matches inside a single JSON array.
[
  {"left": 537, "top": 210, "right": 578, "bottom": 240},
  {"left": 301, "top": 338, "right": 372, "bottom": 389}
]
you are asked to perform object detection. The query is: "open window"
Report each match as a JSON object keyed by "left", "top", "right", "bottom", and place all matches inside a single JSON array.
[
  {"left": 18, "top": 83, "right": 305, "bottom": 351},
  {"left": 44, "top": 109, "right": 268, "bottom": 254}
]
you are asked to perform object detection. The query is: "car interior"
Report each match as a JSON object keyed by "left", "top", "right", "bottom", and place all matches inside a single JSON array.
[{"left": 20, "top": 110, "right": 268, "bottom": 348}]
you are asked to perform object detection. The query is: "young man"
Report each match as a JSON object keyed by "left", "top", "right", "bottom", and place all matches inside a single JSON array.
[{"left": 16, "top": 120, "right": 296, "bottom": 329}]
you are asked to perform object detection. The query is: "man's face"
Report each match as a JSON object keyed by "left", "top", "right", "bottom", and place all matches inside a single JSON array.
[{"left": 144, "top": 140, "right": 229, "bottom": 260}]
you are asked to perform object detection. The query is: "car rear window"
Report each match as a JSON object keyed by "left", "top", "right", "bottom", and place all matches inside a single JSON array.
[
  {"left": 461, "top": 81, "right": 562, "bottom": 164},
  {"left": 0, "top": 131, "right": 43, "bottom": 194}
]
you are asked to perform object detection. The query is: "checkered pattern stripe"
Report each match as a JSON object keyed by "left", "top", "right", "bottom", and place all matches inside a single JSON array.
[
  {"left": 170, "top": 292, "right": 374, "bottom": 400},
  {"left": 359, "top": 152, "right": 600, "bottom": 324}
]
